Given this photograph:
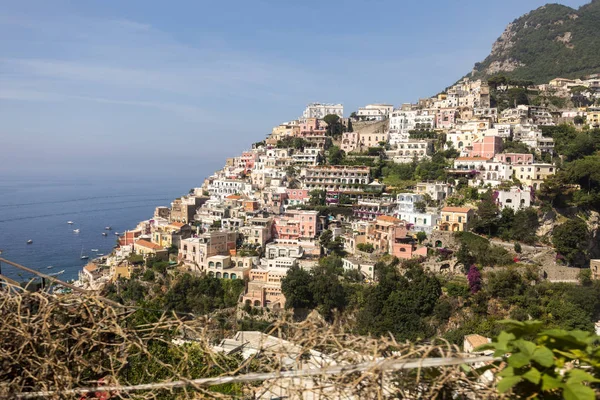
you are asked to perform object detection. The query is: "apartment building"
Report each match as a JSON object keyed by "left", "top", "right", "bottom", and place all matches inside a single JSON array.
[
  {"left": 438, "top": 207, "right": 474, "bottom": 232},
  {"left": 179, "top": 231, "right": 238, "bottom": 272},
  {"left": 303, "top": 165, "right": 370, "bottom": 192}
]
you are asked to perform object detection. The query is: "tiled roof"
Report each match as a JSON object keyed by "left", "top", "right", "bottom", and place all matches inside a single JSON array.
[
  {"left": 135, "top": 239, "right": 164, "bottom": 251},
  {"left": 226, "top": 195, "right": 242, "bottom": 200},
  {"left": 84, "top": 263, "right": 98, "bottom": 272},
  {"left": 464, "top": 334, "right": 490, "bottom": 349},
  {"left": 376, "top": 215, "right": 401, "bottom": 223},
  {"left": 442, "top": 207, "right": 473, "bottom": 213},
  {"left": 168, "top": 222, "right": 186, "bottom": 229}
]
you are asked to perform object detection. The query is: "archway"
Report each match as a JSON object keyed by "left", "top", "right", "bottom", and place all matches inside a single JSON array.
[
  {"left": 435, "top": 240, "right": 443, "bottom": 248},
  {"left": 231, "top": 273, "right": 237, "bottom": 279},
  {"left": 216, "top": 272, "right": 222, "bottom": 278},
  {"left": 223, "top": 273, "right": 229, "bottom": 279},
  {"left": 254, "top": 300, "right": 261, "bottom": 307}
]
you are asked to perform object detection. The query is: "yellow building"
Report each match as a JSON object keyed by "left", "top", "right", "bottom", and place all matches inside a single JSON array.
[
  {"left": 515, "top": 163, "right": 556, "bottom": 190},
  {"left": 151, "top": 222, "right": 190, "bottom": 248},
  {"left": 439, "top": 207, "right": 474, "bottom": 232},
  {"left": 111, "top": 264, "right": 132, "bottom": 281},
  {"left": 134, "top": 239, "right": 168, "bottom": 260}
]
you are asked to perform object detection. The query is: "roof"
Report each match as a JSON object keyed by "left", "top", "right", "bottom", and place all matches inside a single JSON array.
[
  {"left": 84, "top": 263, "right": 98, "bottom": 273},
  {"left": 167, "top": 222, "right": 186, "bottom": 229},
  {"left": 464, "top": 334, "right": 490, "bottom": 349},
  {"left": 456, "top": 157, "right": 491, "bottom": 161},
  {"left": 135, "top": 239, "right": 164, "bottom": 251},
  {"left": 226, "top": 195, "right": 242, "bottom": 200},
  {"left": 376, "top": 215, "right": 401, "bottom": 224},
  {"left": 442, "top": 207, "right": 473, "bottom": 213}
]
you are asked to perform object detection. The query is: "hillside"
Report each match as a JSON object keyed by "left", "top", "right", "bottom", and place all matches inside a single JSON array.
[{"left": 468, "top": 0, "right": 600, "bottom": 83}]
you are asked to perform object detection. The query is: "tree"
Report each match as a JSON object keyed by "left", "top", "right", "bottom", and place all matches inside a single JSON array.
[
  {"left": 281, "top": 266, "right": 315, "bottom": 310},
  {"left": 511, "top": 208, "right": 539, "bottom": 244},
  {"left": 574, "top": 115, "right": 586, "bottom": 125},
  {"left": 319, "top": 229, "right": 333, "bottom": 250},
  {"left": 323, "top": 114, "right": 344, "bottom": 136},
  {"left": 514, "top": 242, "right": 522, "bottom": 253},
  {"left": 578, "top": 269, "right": 593, "bottom": 286},
  {"left": 347, "top": 119, "right": 353, "bottom": 132},
  {"left": 310, "top": 262, "right": 346, "bottom": 321},
  {"left": 473, "top": 191, "right": 499, "bottom": 236},
  {"left": 467, "top": 265, "right": 482, "bottom": 294},
  {"left": 414, "top": 200, "right": 426, "bottom": 213},
  {"left": 456, "top": 243, "right": 474, "bottom": 272},
  {"left": 309, "top": 189, "right": 326, "bottom": 206},
  {"left": 416, "top": 231, "right": 427, "bottom": 244},
  {"left": 357, "top": 243, "right": 374, "bottom": 253},
  {"left": 552, "top": 218, "right": 589, "bottom": 266},
  {"left": 327, "top": 146, "right": 345, "bottom": 165}
]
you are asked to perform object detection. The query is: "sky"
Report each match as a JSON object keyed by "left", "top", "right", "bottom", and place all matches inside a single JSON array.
[{"left": 0, "top": 0, "right": 591, "bottom": 180}]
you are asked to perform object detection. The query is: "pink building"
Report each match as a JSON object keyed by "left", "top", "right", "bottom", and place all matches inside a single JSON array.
[
  {"left": 469, "top": 136, "right": 503, "bottom": 159},
  {"left": 493, "top": 153, "right": 534, "bottom": 165},
  {"left": 435, "top": 108, "right": 457, "bottom": 130},
  {"left": 299, "top": 118, "right": 327, "bottom": 137},
  {"left": 272, "top": 210, "right": 319, "bottom": 240},
  {"left": 285, "top": 189, "right": 310, "bottom": 206},
  {"left": 240, "top": 152, "right": 258, "bottom": 172}
]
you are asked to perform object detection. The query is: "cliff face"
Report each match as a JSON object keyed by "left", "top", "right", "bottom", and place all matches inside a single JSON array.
[{"left": 469, "top": 0, "right": 600, "bottom": 83}]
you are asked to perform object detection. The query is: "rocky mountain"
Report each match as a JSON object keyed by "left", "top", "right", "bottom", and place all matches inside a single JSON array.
[{"left": 468, "top": 0, "right": 600, "bottom": 83}]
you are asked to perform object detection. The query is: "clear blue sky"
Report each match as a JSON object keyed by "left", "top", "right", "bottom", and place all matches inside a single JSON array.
[{"left": 0, "top": 0, "right": 590, "bottom": 179}]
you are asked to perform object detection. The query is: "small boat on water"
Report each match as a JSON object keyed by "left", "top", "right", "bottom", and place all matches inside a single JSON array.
[
  {"left": 91, "top": 249, "right": 99, "bottom": 252},
  {"left": 73, "top": 229, "right": 80, "bottom": 233},
  {"left": 105, "top": 226, "right": 112, "bottom": 230},
  {"left": 47, "top": 266, "right": 53, "bottom": 269},
  {"left": 96, "top": 253, "right": 105, "bottom": 257},
  {"left": 114, "top": 232, "right": 119, "bottom": 235},
  {"left": 27, "top": 240, "right": 33, "bottom": 244},
  {"left": 102, "top": 232, "right": 108, "bottom": 236},
  {"left": 67, "top": 221, "right": 74, "bottom": 225},
  {"left": 48, "top": 270, "right": 65, "bottom": 277},
  {"left": 80, "top": 246, "right": 88, "bottom": 260},
  {"left": 81, "top": 256, "right": 89, "bottom": 260}
]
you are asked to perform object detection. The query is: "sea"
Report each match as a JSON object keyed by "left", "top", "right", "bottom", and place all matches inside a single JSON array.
[{"left": 0, "top": 175, "right": 196, "bottom": 284}]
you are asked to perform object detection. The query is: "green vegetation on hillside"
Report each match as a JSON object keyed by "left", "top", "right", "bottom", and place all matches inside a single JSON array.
[{"left": 470, "top": 1, "right": 600, "bottom": 83}]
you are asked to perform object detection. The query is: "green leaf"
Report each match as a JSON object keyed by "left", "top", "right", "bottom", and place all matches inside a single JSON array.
[
  {"left": 522, "top": 367, "right": 541, "bottom": 385},
  {"left": 497, "top": 376, "right": 522, "bottom": 393},
  {"left": 498, "top": 366, "right": 515, "bottom": 378},
  {"left": 514, "top": 339, "right": 536, "bottom": 357},
  {"left": 531, "top": 346, "right": 555, "bottom": 368},
  {"left": 566, "top": 369, "right": 600, "bottom": 385},
  {"left": 563, "top": 383, "right": 596, "bottom": 400},
  {"left": 541, "top": 374, "right": 562, "bottom": 391},
  {"left": 495, "top": 331, "right": 516, "bottom": 351},
  {"left": 507, "top": 352, "right": 531, "bottom": 368}
]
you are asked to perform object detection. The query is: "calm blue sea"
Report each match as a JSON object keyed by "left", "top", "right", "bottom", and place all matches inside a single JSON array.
[{"left": 0, "top": 176, "right": 195, "bottom": 283}]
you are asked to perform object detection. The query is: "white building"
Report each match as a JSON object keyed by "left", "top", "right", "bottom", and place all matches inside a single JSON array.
[
  {"left": 388, "top": 110, "right": 435, "bottom": 145},
  {"left": 386, "top": 140, "right": 433, "bottom": 163},
  {"left": 394, "top": 193, "right": 439, "bottom": 234},
  {"left": 356, "top": 104, "right": 394, "bottom": 121},
  {"left": 302, "top": 103, "right": 343, "bottom": 119},
  {"left": 495, "top": 187, "right": 532, "bottom": 211},
  {"left": 208, "top": 179, "right": 253, "bottom": 200},
  {"left": 415, "top": 182, "right": 453, "bottom": 202},
  {"left": 342, "top": 256, "right": 376, "bottom": 281}
]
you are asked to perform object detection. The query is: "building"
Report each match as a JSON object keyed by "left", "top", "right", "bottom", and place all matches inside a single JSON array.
[
  {"left": 515, "top": 163, "right": 556, "bottom": 190},
  {"left": 365, "top": 215, "right": 407, "bottom": 253},
  {"left": 341, "top": 131, "right": 360, "bottom": 153},
  {"left": 151, "top": 222, "right": 192, "bottom": 249},
  {"left": 240, "top": 217, "right": 273, "bottom": 246},
  {"left": 469, "top": 136, "right": 503, "bottom": 159},
  {"left": 342, "top": 256, "right": 377, "bottom": 281},
  {"left": 356, "top": 104, "right": 394, "bottom": 121},
  {"left": 438, "top": 207, "right": 474, "bottom": 232},
  {"left": 387, "top": 140, "right": 433, "bottom": 163},
  {"left": 302, "top": 103, "right": 343, "bottom": 119},
  {"left": 303, "top": 165, "right": 370, "bottom": 192},
  {"left": 353, "top": 199, "right": 395, "bottom": 221},
  {"left": 179, "top": 231, "right": 238, "bottom": 272},
  {"left": 415, "top": 182, "right": 453, "bottom": 202},
  {"left": 298, "top": 118, "right": 328, "bottom": 136},
  {"left": 242, "top": 266, "right": 288, "bottom": 308},
  {"left": 170, "top": 196, "right": 208, "bottom": 224},
  {"left": 493, "top": 153, "right": 534, "bottom": 165},
  {"left": 464, "top": 334, "right": 491, "bottom": 353},
  {"left": 206, "top": 254, "right": 253, "bottom": 280},
  {"left": 394, "top": 193, "right": 439, "bottom": 234},
  {"left": 495, "top": 187, "right": 532, "bottom": 211},
  {"left": 133, "top": 239, "right": 168, "bottom": 260},
  {"left": 590, "top": 260, "right": 600, "bottom": 280}
]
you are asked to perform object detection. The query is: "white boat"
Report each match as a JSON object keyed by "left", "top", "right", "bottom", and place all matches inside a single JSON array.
[
  {"left": 47, "top": 266, "right": 53, "bottom": 269},
  {"left": 27, "top": 240, "right": 33, "bottom": 244},
  {"left": 80, "top": 246, "right": 88, "bottom": 260},
  {"left": 48, "top": 270, "right": 65, "bottom": 277},
  {"left": 96, "top": 253, "right": 105, "bottom": 256},
  {"left": 105, "top": 226, "right": 112, "bottom": 230},
  {"left": 114, "top": 232, "right": 119, "bottom": 235},
  {"left": 91, "top": 249, "right": 99, "bottom": 252},
  {"left": 73, "top": 229, "right": 80, "bottom": 233},
  {"left": 102, "top": 232, "right": 108, "bottom": 236},
  {"left": 67, "top": 221, "right": 74, "bottom": 224}
]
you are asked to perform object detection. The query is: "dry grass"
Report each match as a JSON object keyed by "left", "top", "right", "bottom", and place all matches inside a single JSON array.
[{"left": 0, "top": 285, "right": 498, "bottom": 399}]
